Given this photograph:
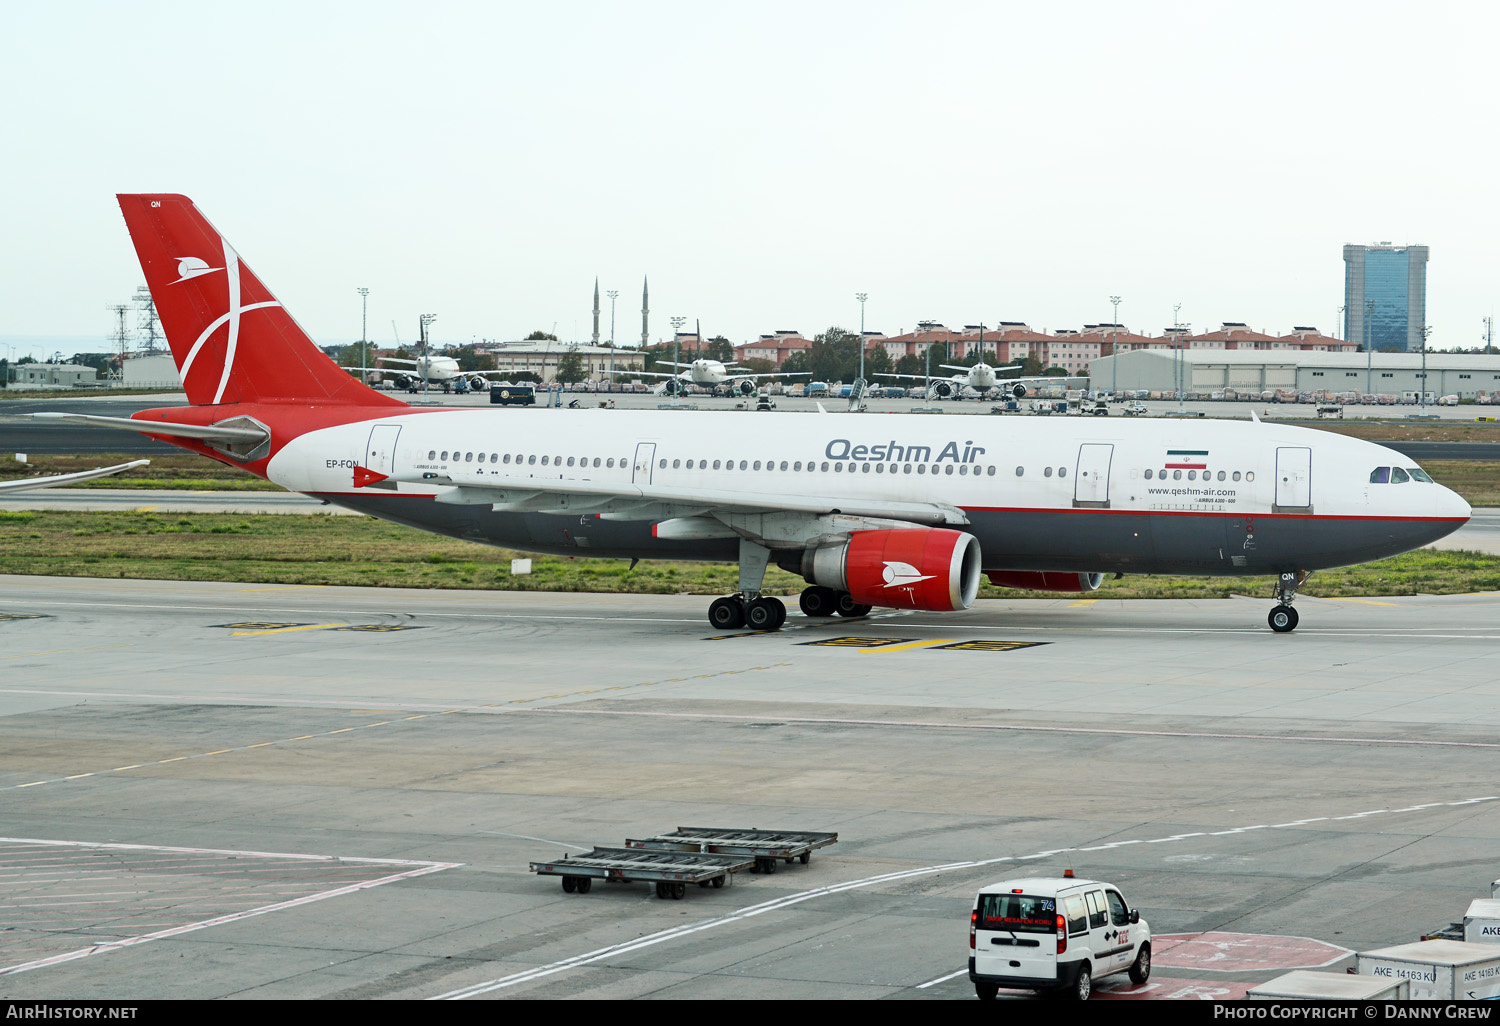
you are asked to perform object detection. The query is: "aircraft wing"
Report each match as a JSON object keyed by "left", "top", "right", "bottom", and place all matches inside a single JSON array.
[
  {"left": 393, "top": 467, "right": 969, "bottom": 527},
  {"left": 0, "top": 459, "right": 150, "bottom": 493},
  {"left": 604, "top": 368, "right": 679, "bottom": 379},
  {"left": 939, "top": 364, "right": 1020, "bottom": 373},
  {"left": 729, "top": 371, "right": 810, "bottom": 380}
]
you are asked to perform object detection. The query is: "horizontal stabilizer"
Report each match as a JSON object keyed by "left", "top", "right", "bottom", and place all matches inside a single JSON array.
[
  {"left": 30, "top": 412, "right": 269, "bottom": 444},
  {"left": 0, "top": 459, "right": 150, "bottom": 493}
]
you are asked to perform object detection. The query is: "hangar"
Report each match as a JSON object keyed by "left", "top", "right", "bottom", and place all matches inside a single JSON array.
[{"left": 1089, "top": 349, "right": 1500, "bottom": 399}]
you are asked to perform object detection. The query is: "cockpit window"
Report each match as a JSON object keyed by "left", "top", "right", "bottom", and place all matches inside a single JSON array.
[
  {"left": 1391, "top": 467, "right": 1410, "bottom": 483},
  {"left": 1371, "top": 467, "right": 1391, "bottom": 484},
  {"left": 1410, "top": 468, "right": 1434, "bottom": 483}
]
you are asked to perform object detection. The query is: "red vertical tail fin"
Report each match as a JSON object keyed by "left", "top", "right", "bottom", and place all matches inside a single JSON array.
[{"left": 117, "top": 194, "right": 403, "bottom": 408}]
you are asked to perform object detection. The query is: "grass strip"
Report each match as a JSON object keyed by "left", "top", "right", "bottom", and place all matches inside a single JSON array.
[{"left": 1, "top": 509, "right": 1494, "bottom": 599}]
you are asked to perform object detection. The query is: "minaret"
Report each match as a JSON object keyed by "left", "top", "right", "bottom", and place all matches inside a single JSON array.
[
  {"left": 591, "top": 277, "right": 600, "bottom": 345},
  {"left": 640, "top": 275, "right": 650, "bottom": 348}
]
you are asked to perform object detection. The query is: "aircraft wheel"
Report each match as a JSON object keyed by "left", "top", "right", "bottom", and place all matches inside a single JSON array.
[
  {"left": 746, "top": 597, "right": 782, "bottom": 631},
  {"left": 834, "top": 592, "right": 873, "bottom": 618},
  {"left": 1268, "top": 606, "right": 1299, "bottom": 633},
  {"left": 799, "top": 586, "right": 838, "bottom": 617},
  {"left": 709, "top": 597, "right": 746, "bottom": 630}
]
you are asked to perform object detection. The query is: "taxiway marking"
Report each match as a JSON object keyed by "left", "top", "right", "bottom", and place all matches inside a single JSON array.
[{"left": 432, "top": 794, "right": 1499, "bottom": 999}]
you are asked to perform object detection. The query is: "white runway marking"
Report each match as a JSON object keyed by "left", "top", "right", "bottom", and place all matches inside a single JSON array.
[
  {"left": 430, "top": 795, "right": 1498, "bottom": 999},
  {"left": 0, "top": 837, "right": 460, "bottom": 977}
]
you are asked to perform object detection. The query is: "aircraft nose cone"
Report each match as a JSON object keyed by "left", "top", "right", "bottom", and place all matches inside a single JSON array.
[{"left": 1445, "top": 485, "right": 1472, "bottom": 523}]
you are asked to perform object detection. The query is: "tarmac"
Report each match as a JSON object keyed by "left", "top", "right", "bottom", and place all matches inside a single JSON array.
[{"left": 2, "top": 576, "right": 1499, "bottom": 1000}]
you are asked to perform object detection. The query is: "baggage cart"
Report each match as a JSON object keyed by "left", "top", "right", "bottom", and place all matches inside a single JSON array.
[
  {"left": 629, "top": 827, "right": 837, "bottom": 875},
  {"left": 530, "top": 846, "right": 753, "bottom": 900}
]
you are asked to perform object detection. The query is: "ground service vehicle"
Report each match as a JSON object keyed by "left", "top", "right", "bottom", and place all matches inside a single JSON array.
[
  {"left": 489, "top": 384, "right": 537, "bottom": 406},
  {"left": 970, "top": 876, "right": 1151, "bottom": 1000}
]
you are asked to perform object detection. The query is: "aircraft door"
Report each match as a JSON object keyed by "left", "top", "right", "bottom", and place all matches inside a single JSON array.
[
  {"left": 1274, "top": 446, "right": 1312, "bottom": 512},
  {"left": 365, "top": 424, "right": 401, "bottom": 475},
  {"left": 1073, "top": 443, "right": 1113, "bottom": 508},
  {"left": 632, "top": 442, "right": 656, "bottom": 485}
]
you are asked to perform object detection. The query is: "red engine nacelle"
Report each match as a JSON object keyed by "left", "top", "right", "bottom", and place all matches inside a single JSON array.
[
  {"left": 985, "top": 571, "right": 1105, "bottom": 593},
  {"left": 802, "top": 528, "right": 982, "bottom": 611}
]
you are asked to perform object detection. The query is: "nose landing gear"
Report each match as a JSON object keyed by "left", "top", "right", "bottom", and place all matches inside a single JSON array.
[{"left": 1268, "top": 570, "right": 1310, "bottom": 633}]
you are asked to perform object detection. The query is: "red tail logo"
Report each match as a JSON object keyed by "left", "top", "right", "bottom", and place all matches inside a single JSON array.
[{"left": 118, "top": 195, "right": 402, "bottom": 409}]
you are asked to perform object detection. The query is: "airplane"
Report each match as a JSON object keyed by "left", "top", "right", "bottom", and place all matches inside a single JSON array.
[
  {"left": 610, "top": 358, "right": 807, "bottom": 397},
  {"left": 0, "top": 460, "right": 149, "bottom": 493},
  {"left": 34, "top": 194, "right": 1471, "bottom": 636},
  {"left": 347, "top": 353, "right": 496, "bottom": 394},
  {"left": 876, "top": 362, "right": 1082, "bottom": 400}
]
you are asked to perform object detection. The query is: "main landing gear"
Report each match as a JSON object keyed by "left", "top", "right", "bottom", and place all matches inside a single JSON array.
[
  {"left": 1268, "top": 570, "right": 1310, "bottom": 633},
  {"left": 703, "top": 539, "right": 874, "bottom": 631},
  {"left": 706, "top": 537, "right": 787, "bottom": 631},
  {"left": 798, "top": 585, "right": 872, "bottom": 619}
]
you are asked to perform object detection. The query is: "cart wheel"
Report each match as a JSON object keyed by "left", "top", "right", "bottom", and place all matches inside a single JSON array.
[
  {"left": 656, "top": 882, "right": 670, "bottom": 899},
  {"left": 800, "top": 852, "right": 810, "bottom": 864},
  {"left": 711, "top": 876, "right": 724, "bottom": 888},
  {"left": 749, "top": 861, "right": 760, "bottom": 874},
  {"left": 784, "top": 858, "right": 793, "bottom": 865},
  {"left": 575, "top": 877, "right": 591, "bottom": 894},
  {"left": 761, "top": 858, "right": 777, "bottom": 875},
  {"left": 562, "top": 876, "right": 576, "bottom": 893},
  {"left": 672, "top": 882, "right": 686, "bottom": 900}
]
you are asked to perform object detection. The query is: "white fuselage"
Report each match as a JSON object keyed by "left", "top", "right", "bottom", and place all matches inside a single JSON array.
[{"left": 268, "top": 409, "right": 1469, "bottom": 575}]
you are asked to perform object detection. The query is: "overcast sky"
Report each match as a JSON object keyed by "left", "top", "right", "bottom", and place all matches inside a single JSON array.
[{"left": 3, "top": 1, "right": 1496, "bottom": 360}]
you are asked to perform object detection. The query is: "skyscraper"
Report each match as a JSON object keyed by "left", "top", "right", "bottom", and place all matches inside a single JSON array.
[{"left": 1343, "top": 243, "right": 1429, "bottom": 352}]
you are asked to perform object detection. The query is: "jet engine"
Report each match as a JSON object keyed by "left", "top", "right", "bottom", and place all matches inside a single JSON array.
[
  {"left": 800, "top": 528, "right": 982, "bottom": 611},
  {"left": 735, "top": 380, "right": 756, "bottom": 396},
  {"left": 930, "top": 380, "right": 955, "bottom": 398},
  {"left": 986, "top": 571, "right": 1104, "bottom": 592},
  {"left": 469, "top": 374, "right": 490, "bottom": 392},
  {"left": 663, "top": 379, "right": 686, "bottom": 397},
  {"left": 1007, "top": 382, "right": 1028, "bottom": 399},
  {"left": 393, "top": 374, "right": 413, "bottom": 391}
]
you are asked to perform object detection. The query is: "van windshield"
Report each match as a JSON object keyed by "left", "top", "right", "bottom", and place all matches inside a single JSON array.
[{"left": 977, "top": 893, "right": 1056, "bottom": 933}]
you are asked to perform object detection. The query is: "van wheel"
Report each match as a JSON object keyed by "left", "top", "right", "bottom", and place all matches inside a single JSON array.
[
  {"left": 975, "top": 982, "right": 998, "bottom": 1001},
  {"left": 1129, "top": 943, "right": 1151, "bottom": 984},
  {"left": 1068, "top": 962, "right": 1092, "bottom": 1000}
]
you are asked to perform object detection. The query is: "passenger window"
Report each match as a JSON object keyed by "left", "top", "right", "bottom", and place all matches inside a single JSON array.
[
  {"left": 821, "top": 462, "right": 829, "bottom": 472},
  {"left": 780, "top": 461, "right": 789, "bottom": 471},
  {"left": 1144, "top": 469, "right": 1153, "bottom": 479},
  {"left": 1371, "top": 467, "right": 1391, "bottom": 484},
  {"left": 740, "top": 461, "right": 748, "bottom": 470},
  {"left": 794, "top": 461, "right": 802, "bottom": 471},
  {"left": 491, "top": 454, "right": 498, "bottom": 463},
  {"left": 1187, "top": 470, "right": 1196, "bottom": 480},
  {"left": 673, "top": 459, "right": 681, "bottom": 469},
  {"left": 1044, "top": 467, "right": 1053, "bottom": 478},
  {"left": 593, "top": 458, "right": 601, "bottom": 468},
  {"left": 1392, "top": 467, "right": 1410, "bottom": 483},
  {"left": 567, "top": 457, "right": 575, "bottom": 467},
  {"left": 987, "top": 466, "right": 996, "bottom": 476},
  {"left": 1016, "top": 467, "right": 1024, "bottom": 477},
  {"left": 606, "top": 458, "right": 614, "bottom": 468},
  {"left": 503, "top": 454, "right": 511, "bottom": 464},
  {"left": 945, "top": 465, "right": 954, "bottom": 475},
  {"left": 428, "top": 450, "right": 437, "bottom": 460},
  {"left": 477, "top": 453, "right": 486, "bottom": 463},
  {"left": 917, "top": 465, "right": 926, "bottom": 474},
  {"left": 528, "top": 455, "right": 536, "bottom": 465},
  {"left": 541, "top": 456, "right": 549, "bottom": 466},
  {"left": 1217, "top": 471, "right": 1226, "bottom": 481},
  {"left": 659, "top": 459, "right": 667, "bottom": 469},
  {"left": 1232, "top": 471, "right": 1240, "bottom": 481},
  {"left": 864, "top": 464, "right": 872, "bottom": 473},
  {"left": 1246, "top": 472, "right": 1255, "bottom": 482},
  {"left": 1058, "top": 467, "right": 1067, "bottom": 478},
  {"left": 1172, "top": 470, "right": 1182, "bottom": 480},
  {"left": 440, "top": 451, "right": 449, "bottom": 461},
  {"left": 1107, "top": 891, "right": 1129, "bottom": 927}
]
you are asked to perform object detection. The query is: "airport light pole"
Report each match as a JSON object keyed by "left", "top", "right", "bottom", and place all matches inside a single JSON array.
[
  {"left": 856, "top": 292, "right": 868, "bottom": 409},
  {"left": 1173, "top": 303, "right": 1184, "bottom": 413},
  {"left": 670, "top": 316, "right": 686, "bottom": 397},
  {"left": 1110, "top": 295, "right": 1121, "bottom": 396},
  {"left": 1420, "top": 325, "right": 1431, "bottom": 409},
  {"left": 419, "top": 313, "right": 436, "bottom": 395},
  {"left": 357, "top": 287, "right": 369, "bottom": 382}
]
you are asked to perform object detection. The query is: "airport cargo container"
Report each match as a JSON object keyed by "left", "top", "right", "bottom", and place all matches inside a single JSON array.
[
  {"left": 1248, "top": 970, "right": 1408, "bottom": 1001},
  {"left": 1465, "top": 899, "right": 1500, "bottom": 943},
  {"left": 1356, "top": 939, "right": 1500, "bottom": 999}
]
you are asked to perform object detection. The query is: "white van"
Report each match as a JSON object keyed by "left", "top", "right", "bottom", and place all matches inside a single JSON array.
[{"left": 969, "top": 875, "right": 1151, "bottom": 1000}]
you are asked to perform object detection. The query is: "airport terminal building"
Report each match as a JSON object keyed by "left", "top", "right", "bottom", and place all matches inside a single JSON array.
[{"left": 1089, "top": 349, "right": 1500, "bottom": 399}]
